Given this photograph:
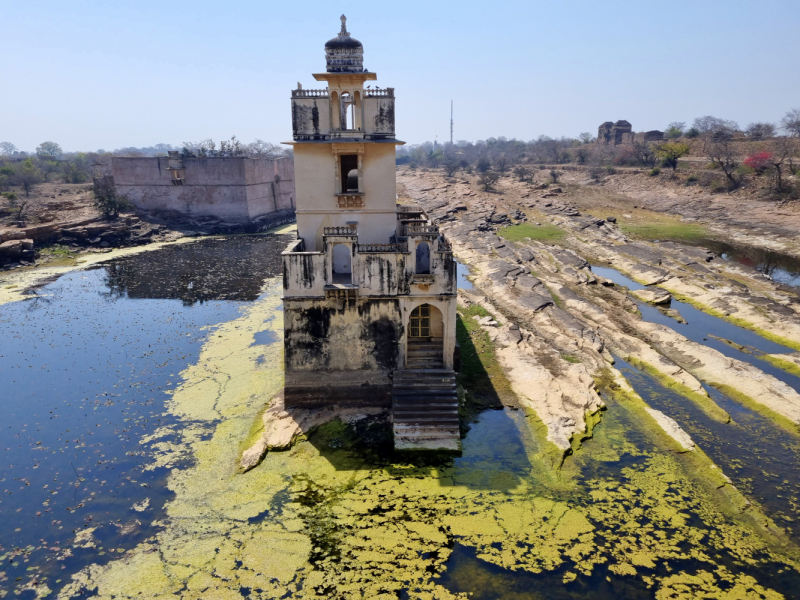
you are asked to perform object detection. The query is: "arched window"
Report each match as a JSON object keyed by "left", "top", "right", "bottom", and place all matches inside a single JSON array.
[
  {"left": 340, "top": 92, "right": 353, "bottom": 130},
  {"left": 415, "top": 241, "right": 430, "bottom": 274}
]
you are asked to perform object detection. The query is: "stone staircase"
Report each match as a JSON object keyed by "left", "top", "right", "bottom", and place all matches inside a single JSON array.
[
  {"left": 392, "top": 368, "right": 461, "bottom": 452},
  {"left": 405, "top": 340, "right": 444, "bottom": 369}
]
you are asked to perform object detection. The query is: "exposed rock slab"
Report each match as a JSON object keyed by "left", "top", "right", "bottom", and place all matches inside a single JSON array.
[{"left": 631, "top": 289, "right": 672, "bottom": 305}]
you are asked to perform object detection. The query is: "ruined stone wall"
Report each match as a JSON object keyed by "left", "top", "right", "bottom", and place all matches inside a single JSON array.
[
  {"left": 283, "top": 296, "right": 403, "bottom": 406},
  {"left": 111, "top": 156, "right": 295, "bottom": 223},
  {"left": 283, "top": 292, "right": 457, "bottom": 407}
]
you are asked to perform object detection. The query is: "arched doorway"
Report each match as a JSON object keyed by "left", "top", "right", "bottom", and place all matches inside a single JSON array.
[
  {"left": 332, "top": 244, "right": 351, "bottom": 284},
  {"left": 407, "top": 303, "right": 444, "bottom": 369},
  {"left": 415, "top": 241, "right": 430, "bottom": 274}
]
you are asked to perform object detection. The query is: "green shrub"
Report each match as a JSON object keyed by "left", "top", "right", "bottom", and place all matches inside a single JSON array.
[
  {"left": 93, "top": 178, "right": 134, "bottom": 219},
  {"left": 710, "top": 180, "right": 727, "bottom": 193},
  {"left": 1, "top": 190, "right": 17, "bottom": 200},
  {"left": 605, "top": 166, "right": 617, "bottom": 174},
  {"left": 649, "top": 168, "right": 661, "bottom": 176},
  {"left": 736, "top": 164, "right": 755, "bottom": 175},
  {"left": 685, "top": 175, "right": 699, "bottom": 185}
]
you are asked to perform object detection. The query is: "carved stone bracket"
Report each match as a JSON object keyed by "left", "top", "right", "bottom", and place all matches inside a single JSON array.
[{"left": 336, "top": 194, "right": 365, "bottom": 209}]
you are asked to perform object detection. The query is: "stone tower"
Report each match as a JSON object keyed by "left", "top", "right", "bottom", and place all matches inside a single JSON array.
[{"left": 282, "top": 17, "right": 460, "bottom": 451}]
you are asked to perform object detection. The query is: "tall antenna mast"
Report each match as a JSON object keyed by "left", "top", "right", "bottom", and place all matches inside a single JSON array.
[{"left": 450, "top": 100, "right": 454, "bottom": 145}]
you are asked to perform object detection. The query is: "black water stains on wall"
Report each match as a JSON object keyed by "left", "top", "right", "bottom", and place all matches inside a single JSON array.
[
  {"left": 368, "top": 316, "right": 400, "bottom": 370},
  {"left": 285, "top": 299, "right": 403, "bottom": 372},
  {"left": 373, "top": 100, "right": 395, "bottom": 134}
]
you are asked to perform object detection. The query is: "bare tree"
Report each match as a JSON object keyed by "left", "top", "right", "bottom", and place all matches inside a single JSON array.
[
  {"left": 745, "top": 122, "right": 777, "bottom": 140},
  {"left": 0, "top": 142, "right": 17, "bottom": 158},
  {"left": 621, "top": 141, "right": 658, "bottom": 168},
  {"left": 701, "top": 126, "right": 740, "bottom": 187},
  {"left": 36, "top": 141, "right": 63, "bottom": 160},
  {"left": 549, "top": 169, "right": 564, "bottom": 183},
  {"left": 443, "top": 160, "right": 459, "bottom": 177},
  {"left": 247, "top": 139, "right": 288, "bottom": 158},
  {"left": 3, "top": 191, "right": 31, "bottom": 222},
  {"left": 693, "top": 116, "right": 740, "bottom": 143},
  {"left": 781, "top": 108, "right": 800, "bottom": 138},
  {"left": 764, "top": 137, "right": 796, "bottom": 190},
  {"left": 479, "top": 171, "right": 499, "bottom": 191},
  {"left": 494, "top": 153, "right": 508, "bottom": 172},
  {"left": 574, "top": 147, "right": 590, "bottom": 165},
  {"left": 513, "top": 166, "right": 531, "bottom": 181},
  {"left": 578, "top": 132, "right": 595, "bottom": 144}
]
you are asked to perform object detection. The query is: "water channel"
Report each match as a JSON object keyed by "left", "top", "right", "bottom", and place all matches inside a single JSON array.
[
  {"left": 2, "top": 237, "right": 800, "bottom": 598},
  {"left": 688, "top": 239, "right": 800, "bottom": 291},
  {"left": 592, "top": 265, "right": 800, "bottom": 395}
]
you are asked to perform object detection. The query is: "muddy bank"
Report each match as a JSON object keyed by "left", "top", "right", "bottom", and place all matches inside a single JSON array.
[{"left": 0, "top": 207, "right": 295, "bottom": 271}]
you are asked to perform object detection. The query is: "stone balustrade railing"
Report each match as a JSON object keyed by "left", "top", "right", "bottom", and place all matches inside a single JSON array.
[
  {"left": 292, "top": 88, "right": 329, "bottom": 98},
  {"left": 405, "top": 224, "right": 439, "bottom": 236},
  {"left": 324, "top": 226, "right": 357, "bottom": 236},
  {"left": 357, "top": 243, "right": 408, "bottom": 253},
  {"left": 365, "top": 87, "right": 394, "bottom": 98}
]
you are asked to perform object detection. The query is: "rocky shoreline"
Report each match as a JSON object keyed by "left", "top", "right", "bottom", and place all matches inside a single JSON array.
[
  {"left": 399, "top": 168, "right": 800, "bottom": 448},
  {"left": 0, "top": 208, "right": 295, "bottom": 270}
]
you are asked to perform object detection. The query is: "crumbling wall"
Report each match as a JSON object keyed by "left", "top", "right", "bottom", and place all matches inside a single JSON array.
[
  {"left": 597, "top": 121, "right": 664, "bottom": 146},
  {"left": 283, "top": 296, "right": 403, "bottom": 406},
  {"left": 110, "top": 156, "right": 295, "bottom": 223}
]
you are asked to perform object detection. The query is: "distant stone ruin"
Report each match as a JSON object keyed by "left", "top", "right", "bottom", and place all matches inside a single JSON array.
[{"left": 597, "top": 120, "right": 663, "bottom": 145}]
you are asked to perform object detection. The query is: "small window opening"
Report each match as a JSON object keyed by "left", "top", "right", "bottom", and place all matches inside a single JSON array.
[
  {"left": 340, "top": 92, "right": 354, "bottom": 130},
  {"left": 332, "top": 243, "right": 352, "bottom": 284},
  {"left": 340, "top": 154, "right": 358, "bottom": 193},
  {"left": 415, "top": 241, "right": 430, "bottom": 274}
]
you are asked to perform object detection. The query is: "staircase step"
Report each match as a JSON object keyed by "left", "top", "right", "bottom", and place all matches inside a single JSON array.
[{"left": 391, "top": 367, "right": 460, "bottom": 452}]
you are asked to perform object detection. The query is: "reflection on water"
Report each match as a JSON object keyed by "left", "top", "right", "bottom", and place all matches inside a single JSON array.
[
  {"left": 94, "top": 235, "right": 291, "bottom": 304},
  {"left": 691, "top": 239, "right": 800, "bottom": 290},
  {"left": 457, "top": 260, "right": 474, "bottom": 290},
  {"left": 592, "top": 265, "right": 800, "bottom": 395},
  {"left": 0, "top": 234, "right": 290, "bottom": 597}
]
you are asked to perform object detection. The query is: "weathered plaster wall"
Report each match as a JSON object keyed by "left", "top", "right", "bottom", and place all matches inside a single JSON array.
[
  {"left": 363, "top": 97, "right": 395, "bottom": 137},
  {"left": 112, "top": 157, "right": 295, "bottom": 223},
  {"left": 291, "top": 98, "right": 330, "bottom": 139},
  {"left": 358, "top": 252, "right": 409, "bottom": 296},
  {"left": 283, "top": 297, "right": 404, "bottom": 406},
  {"left": 282, "top": 239, "right": 327, "bottom": 298},
  {"left": 294, "top": 143, "right": 397, "bottom": 250}
]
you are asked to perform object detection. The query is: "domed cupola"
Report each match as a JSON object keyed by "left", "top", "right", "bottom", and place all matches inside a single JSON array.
[{"left": 325, "top": 15, "right": 364, "bottom": 73}]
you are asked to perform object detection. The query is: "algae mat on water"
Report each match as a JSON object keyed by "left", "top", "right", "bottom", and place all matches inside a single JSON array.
[{"left": 57, "top": 281, "right": 800, "bottom": 599}]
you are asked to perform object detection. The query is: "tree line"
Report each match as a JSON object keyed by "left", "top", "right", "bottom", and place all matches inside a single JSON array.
[
  {"left": 0, "top": 137, "right": 292, "bottom": 222},
  {"left": 397, "top": 108, "right": 800, "bottom": 197}
]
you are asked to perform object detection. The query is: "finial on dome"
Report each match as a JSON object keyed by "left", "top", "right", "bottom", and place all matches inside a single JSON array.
[{"left": 339, "top": 14, "right": 349, "bottom": 37}]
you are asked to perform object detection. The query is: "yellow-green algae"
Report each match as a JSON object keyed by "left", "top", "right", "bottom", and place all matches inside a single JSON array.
[
  {"left": 57, "top": 281, "right": 800, "bottom": 599},
  {"left": 712, "top": 383, "right": 800, "bottom": 437},
  {"left": 762, "top": 354, "right": 800, "bottom": 379},
  {"left": 624, "top": 356, "right": 732, "bottom": 424}
]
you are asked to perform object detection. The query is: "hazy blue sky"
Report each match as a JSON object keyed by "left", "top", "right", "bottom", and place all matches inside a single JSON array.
[{"left": 3, "top": 0, "right": 799, "bottom": 152}]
